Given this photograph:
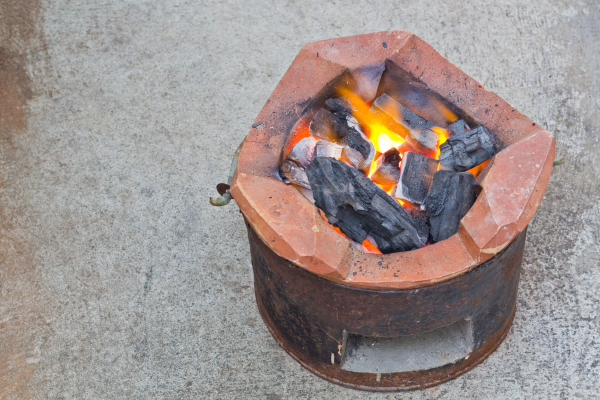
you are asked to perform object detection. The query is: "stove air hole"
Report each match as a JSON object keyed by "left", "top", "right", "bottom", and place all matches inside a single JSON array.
[{"left": 340, "top": 317, "right": 473, "bottom": 374}]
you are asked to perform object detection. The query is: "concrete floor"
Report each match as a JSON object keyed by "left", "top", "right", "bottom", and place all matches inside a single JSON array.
[{"left": 0, "top": 0, "right": 599, "bottom": 398}]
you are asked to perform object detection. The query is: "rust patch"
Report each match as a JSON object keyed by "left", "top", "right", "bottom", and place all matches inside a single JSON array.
[
  {"left": 0, "top": 1, "right": 46, "bottom": 397},
  {"left": 0, "top": 0, "right": 46, "bottom": 143}
]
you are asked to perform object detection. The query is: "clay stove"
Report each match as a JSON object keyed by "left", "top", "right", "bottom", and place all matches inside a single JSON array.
[{"left": 225, "top": 31, "right": 555, "bottom": 391}]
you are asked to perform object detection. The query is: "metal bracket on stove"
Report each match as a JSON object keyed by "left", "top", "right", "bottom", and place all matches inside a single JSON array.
[
  {"left": 209, "top": 137, "right": 246, "bottom": 206},
  {"left": 553, "top": 156, "right": 564, "bottom": 167}
]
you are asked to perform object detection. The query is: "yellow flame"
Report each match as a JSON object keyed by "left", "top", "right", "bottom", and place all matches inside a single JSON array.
[
  {"left": 337, "top": 87, "right": 372, "bottom": 122},
  {"left": 337, "top": 87, "right": 405, "bottom": 153},
  {"left": 432, "top": 126, "right": 448, "bottom": 161},
  {"left": 373, "top": 126, "right": 404, "bottom": 153},
  {"left": 378, "top": 133, "right": 394, "bottom": 153}
]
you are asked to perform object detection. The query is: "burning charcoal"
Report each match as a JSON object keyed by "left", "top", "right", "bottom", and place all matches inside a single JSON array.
[
  {"left": 281, "top": 159, "right": 311, "bottom": 189},
  {"left": 393, "top": 152, "right": 439, "bottom": 205},
  {"left": 371, "top": 94, "right": 440, "bottom": 153},
  {"left": 310, "top": 106, "right": 363, "bottom": 143},
  {"left": 397, "top": 140, "right": 435, "bottom": 159},
  {"left": 370, "top": 148, "right": 401, "bottom": 185},
  {"left": 344, "top": 114, "right": 361, "bottom": 131},
  {"left": 351, "top": 64, "right": 385, "bottom": 102},
  {"left": 341, "top": 126, "right": 375, "bottom": 174},
  {"left": 315, "top": 140, "right": 343, "bottom": 159},
  {"left": 286, "top": 137, "right": 316, "bottom": 168},
  {"left": 439, "top": 126, "right": 496, "bottom": 172},
  {"left": 406, "top": 207, "right": 430, "bottom": 246},
  {"left": 306, "top": 157, "right": 422, "bottom": 254},
  {"left": 324, "top": 97, "right": 355, "bottom": 115},
  {"left": 376, "top": 60, "right": 461, "bottom": 126},
  {"left": 426, "top": 170, "right": 476, "bottom": 242},
  {"left": 448, "top": 119, "right": 470, "bottom": 137},
  {"left": 309, "top": 108, "right": 346, "bottom": 143},
  {"left": 349, "top": 236, "right": 380, "bottom": 254},
  {"left": 278, "top": 168, "right": 290, "bottom": 184},
  {"left": 310, "top": 104, "right": 374, "bottom": 172}
]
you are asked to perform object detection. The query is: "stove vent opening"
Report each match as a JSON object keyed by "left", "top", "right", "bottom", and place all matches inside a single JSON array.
[{"left": 341, "top": 317, "right": 474, "bottom": 373}]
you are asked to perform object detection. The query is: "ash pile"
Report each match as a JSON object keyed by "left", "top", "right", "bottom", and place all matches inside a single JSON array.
[{"left": 281, "top": 93, "right": 496, "bottom": 255}]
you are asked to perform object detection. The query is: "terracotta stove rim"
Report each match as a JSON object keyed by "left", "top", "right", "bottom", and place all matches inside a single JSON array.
[{"left": 231, "top": 30, "right": 555, "bottom": 290}]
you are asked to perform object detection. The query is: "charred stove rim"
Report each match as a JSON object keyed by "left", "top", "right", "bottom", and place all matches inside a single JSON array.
[{"left": 231, "top": 30, "right": 555, "bottom": 290}]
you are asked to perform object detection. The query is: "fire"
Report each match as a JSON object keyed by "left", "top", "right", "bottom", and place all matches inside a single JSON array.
[
  {"left": 338, "top": 87, "right": 458, "bottom": 208},
  {"left": 333, "top": 88, "right": 486, "bottom": 211},
  {"left": 328, "top": 222, "right": 383, "bottom": 254},
  {"left": 432, "top": 126, "right": 448, "bottom": 161},
  {"left": 467, "top": 159, "right": 490, "bottom": 176},
  {"left": 338, "top": 87, "right": 405, "bottom": 152},
  {"left": 372, "top": 126, "right": 404, "bottom": 153},
  {"left": 361, "top": 238, "right": 382, "bottom": 254},
  {"left": 297, "top": 89, "right": 490, "bottom": 254}
]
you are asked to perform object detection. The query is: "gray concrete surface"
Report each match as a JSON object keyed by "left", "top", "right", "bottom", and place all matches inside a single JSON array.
[{"left": 0, "top": 0, "right": 598, "bottom": 398}]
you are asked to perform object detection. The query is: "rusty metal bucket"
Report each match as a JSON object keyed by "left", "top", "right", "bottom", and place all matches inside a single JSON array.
[{"left": 247, "top": 222, "right": 525, "bottom": 391}]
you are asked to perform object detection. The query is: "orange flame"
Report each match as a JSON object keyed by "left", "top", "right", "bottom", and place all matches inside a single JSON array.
[
  {"left": 361, "top": 238, "right": 382, "bottom": 254},
  {"left": 338, "top": 87, "right": 405, "bottom": 153},
  {"left": 466, "top": 159, "right": 490, "bottom": 177},
  {"left": 326, "top": 221, "right": 383, "bottom": 254}
]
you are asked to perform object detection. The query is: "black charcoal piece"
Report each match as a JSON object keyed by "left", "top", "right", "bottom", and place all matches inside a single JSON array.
[
  {"left": 352, "top": 64, "right": 385, "bottom": 102},
  {"left": 375, "top": 59, "right": 462, "bottom": 126},
  {"left": 406, "top": 207, "right": 430, "bottom": 246},
  {"left": 286, "top": 137, "right": 316, "bottom": 168},
  {"left": 426, "top": 170, "right": 476, "bottom": 242},
  {"left": 370, "top": 148, "right": 401, "bottom": 185},
  {"left": 393, "top": 152, "right": 439, "bottom": 205},
  {"left": 309, "top": 108, "right": 346, "bottom": 143},
  {"left": 306, "top": 157, "right": 422, "bottom": 254},
  {"left": 344, "top": 114, "right": 361, "bottom": 131},
  {"left": 310, "top": 103, "right": 374, "bottom": 173},
  {"left": 310, "top": 106, "right": 366, "bottom": 145},
  {"left": 281, "top": 159, "right": 311, "bottom": 189},
  {"left": 439, "top": 126, "right": 496, "bottom": 172},
  {"left": 341, "top": 126, "right": 375, "bottom": 173},
  {"left": 371, "top": 94, "right": 439, "bottom": 152},
  {"left": 448, "top": 119, "right": 470, "bottom": 137},
  {"left": 324, "top": 97, "right": 355, "bottom": 115},
  {"left": 397, "top": 141, "right": 432, "bottom": 158},
  {"left": 315, "top": 140, "right": 343, "bottom": 159}
]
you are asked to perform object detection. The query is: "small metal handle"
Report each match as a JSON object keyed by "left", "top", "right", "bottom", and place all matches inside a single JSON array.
[
  {"left": 553, "top": 156, "right": 564, "bottom": 167},
  {"left": 210, "top": 137, "right": 246, "bottom": 206}
]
